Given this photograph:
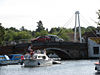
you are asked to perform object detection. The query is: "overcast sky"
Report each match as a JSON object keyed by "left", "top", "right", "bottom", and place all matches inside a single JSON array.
[{"left": 0, "top": 0, "right": 100, "bottom": 31}]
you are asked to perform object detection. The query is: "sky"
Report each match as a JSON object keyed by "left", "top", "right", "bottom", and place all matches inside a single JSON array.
[{"left": 0, "top": 0, "right": 100, "bottom": 31}]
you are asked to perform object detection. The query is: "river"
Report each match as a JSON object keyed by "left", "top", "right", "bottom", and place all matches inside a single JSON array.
[{"left": 0, "top": 60, "right": 99, "bottom": 75}]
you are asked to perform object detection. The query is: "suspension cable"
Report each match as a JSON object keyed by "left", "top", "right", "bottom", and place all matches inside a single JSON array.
[
  {"left": 57, "top": 14, "right": 74, "bottom": 36},
  {"left": 80, "top": 15, "right": 98, "bottom": 37}
]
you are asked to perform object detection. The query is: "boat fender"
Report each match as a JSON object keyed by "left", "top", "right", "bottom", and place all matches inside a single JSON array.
[
  {"left": 21, "top": 56, "right": 24, "bottom": 60},
  {"left": 38, "top": 62, "right": 40, "bottom": 65}
]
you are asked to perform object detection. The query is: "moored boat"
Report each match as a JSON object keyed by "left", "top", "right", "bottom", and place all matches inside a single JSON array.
[
  {"left": 8, "top": 54, "right": 24, "bottom": 64},
  {"left": 48, "top": 53, "right": 61, "bottom": 64},
  {"left": 48, "top": 53, "right": 61, "bottom": 61},
  {"left": 95, "top": 59, "right": 100, "bottom": 72},
  {"left": 0, "top": 54, "right": 24, "bottom": 66},
  {"left": 23, "top": 52, "right": 53, "bottom": 67},
  {"left": 95, "top": 62, "right": 100, "bottom": 72}
]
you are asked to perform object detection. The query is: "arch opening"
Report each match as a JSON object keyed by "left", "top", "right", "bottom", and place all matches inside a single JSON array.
[{"left": 46, "top": 48, "right": 71, "bottom": 60}]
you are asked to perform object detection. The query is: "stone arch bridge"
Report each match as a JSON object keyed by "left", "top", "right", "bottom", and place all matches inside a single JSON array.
[{"left": 0, "top": 42, "right": 88, "bottom": 60}]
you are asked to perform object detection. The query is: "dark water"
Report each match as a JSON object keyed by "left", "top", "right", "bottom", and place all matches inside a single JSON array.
[{"left": 0, "top": 60, "right": 99, "bottom": 75}]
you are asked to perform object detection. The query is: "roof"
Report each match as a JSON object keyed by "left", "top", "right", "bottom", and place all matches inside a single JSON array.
[
  {"left": 89, "top": 37, "right": 100, "bottom": 44},
  {"left": 47, "top": 35, "right": 58, "bottom": 37}
]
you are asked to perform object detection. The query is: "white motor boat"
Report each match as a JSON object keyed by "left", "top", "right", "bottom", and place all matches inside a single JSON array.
[{"left": 23, "top": 53, "right": 53, "bottom": 67}]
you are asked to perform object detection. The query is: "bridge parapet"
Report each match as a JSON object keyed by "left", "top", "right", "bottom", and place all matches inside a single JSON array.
[{"left": 32, "top": 42, "right": 87, "bottom": 50}]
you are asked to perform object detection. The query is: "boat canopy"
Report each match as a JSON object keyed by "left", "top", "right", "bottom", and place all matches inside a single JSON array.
[
  {"left": 0, "top": 55, "right": 9, "bottom": 61},
  {"left": 8, "top": 54, "right": 23, "bottom": 60}
]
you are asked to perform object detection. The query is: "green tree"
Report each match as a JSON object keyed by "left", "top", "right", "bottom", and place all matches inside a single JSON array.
[
  {"left": 49, "top": 28, "right": 57, "bottom": 34},
  {"left": 4, "top": 29, "right": 33, "bottom": 42},
  {"left": 35, "top": 30, "right": 48, "bottom": 37},
  {"left": 49, "top": 27, "right": 73, "bottom": 41},
  {"left": 9, "top": 27, "right": 19, "bottom": 32},
  {"left": 36, "top": 20, "right": 45, "bottom": 32},
  {"left": 15, "top": 31, "right": 32, "bottom": 40},
  {"left": 4, "top": 30, "right": 17, "bottom": 41},
  {"left": 20, "top": 26, "right": 28, "bottom": 31},
  {"left": 59, "top": 33, "right": 70, "bottom": 41},
  {"left": 57, "top": 28, "right": 73, "bottom": 36},
  {"left": 32, "top": 31, "right": 35, "bottom": 37},
  {"left": 57, "top": 28, "right": 73, "bottom": 41},
  {"left": 81, "top": 27, "right": 86, "bottom": 34},
  {"left": 97, "top": 10, "right": 100, "bottom": 25},
  {"left": 0, "top": 23, "right": 5, "bottom": 44},
  {"left": 85, "top": 26, "right": 96, "bottom": 32}
]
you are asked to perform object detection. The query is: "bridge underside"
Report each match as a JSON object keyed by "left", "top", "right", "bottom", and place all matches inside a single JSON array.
[{"left": 46, "top": 48, "right": 71, "bottom": 60}]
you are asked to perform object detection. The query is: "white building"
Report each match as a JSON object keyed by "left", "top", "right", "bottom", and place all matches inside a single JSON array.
[{"left": 88, "top": 37, "right": 100, "bottom": 58}]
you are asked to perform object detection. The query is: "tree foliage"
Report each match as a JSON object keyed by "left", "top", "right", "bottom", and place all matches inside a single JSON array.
[
  {"left": 4, "top": 29, "right": 32, "bottom": 42},
  {"left": 97, "top": 10, "right": 100, "bottom": 19},
  {"left": 0, "top": 23, "right": 5, "bottom": 44},
  {"left": 34, "top": 30, "right": 48, "bottom": 37},
  {"left": 36, "top": 20, "right": 45, "bottom": 32},
  {"left": 85, "top": 26, "right": 96, "bottom": 32},
  {"left": 4, "top": 30, "right": 17, "bottom": 41},
  {"left": 16, "top": 31, "right": 32, "bottom": 40},
  {"left": 97, "top": 10, "right": 100, "bottom": 25}
]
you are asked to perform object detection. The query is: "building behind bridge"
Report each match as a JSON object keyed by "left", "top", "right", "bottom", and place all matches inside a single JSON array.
[{"left": 83, "top": 27, "right": 100, "bottom": 58}]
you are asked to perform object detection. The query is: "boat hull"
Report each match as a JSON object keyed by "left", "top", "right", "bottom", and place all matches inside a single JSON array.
[
  {"left": 0, "top": 61, "right": 8, "bottom": 66},
  {"left": 95, "top": 64, "right": 100, "bottom": 72},
  {"left": 23, "top": 59, "right": 52, "bottom": 67},
  {"left": 0, "top": 60, "right": 20, "bottom": 66},
  {"left": 53, "top": 61, "right": 61, "bottom": 64}
]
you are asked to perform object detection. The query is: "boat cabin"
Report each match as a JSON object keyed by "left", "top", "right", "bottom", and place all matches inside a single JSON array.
[{"left": 33, "top": 54, "right": 49, "bottom": 60}]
